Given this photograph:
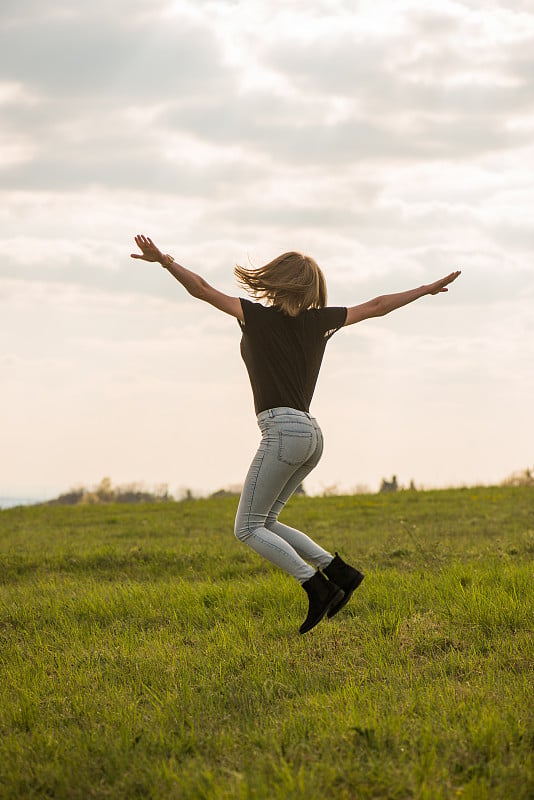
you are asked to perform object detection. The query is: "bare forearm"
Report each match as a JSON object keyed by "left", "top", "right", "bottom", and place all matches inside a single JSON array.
[
  {"left": 161, "top": 257, "right": 212, "bottom": 299},
  {"left": 131, "top": 235, "right": 242, "bottom": 319},
  {"left": 344, "top": 270, "right": 460, "bottom": 326},
  {"left": 131, "top": 235, "right": 209, "bottom": 298},
  {"left": 370, "top": 285, "right": 429, "bottom": 317}
]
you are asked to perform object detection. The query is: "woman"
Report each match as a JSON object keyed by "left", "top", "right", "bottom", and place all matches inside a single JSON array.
[{"left": 131, "top": 235, "right": 461, "bottom": 634}]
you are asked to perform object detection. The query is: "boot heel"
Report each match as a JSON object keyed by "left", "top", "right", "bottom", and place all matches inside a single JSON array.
[
  {"left": 299, "top": 571, "right": 344, "bottom": 634},
  {"left": 323, "top": 552, "right": 364, "bottom": 618}
]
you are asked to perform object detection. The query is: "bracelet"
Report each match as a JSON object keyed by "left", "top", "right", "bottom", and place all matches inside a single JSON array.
[{"left": 162, "top": 254, "right": 174, "bottom": 269}]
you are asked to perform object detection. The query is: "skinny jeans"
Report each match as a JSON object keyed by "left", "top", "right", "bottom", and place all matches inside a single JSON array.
[{"left": 234, "top": 407, "right": 333, "bottom": 583}]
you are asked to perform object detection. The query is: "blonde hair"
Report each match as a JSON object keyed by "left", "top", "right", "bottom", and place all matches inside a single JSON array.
[{"left": 234, "top": 251, "right": 327, "bottom": 317}]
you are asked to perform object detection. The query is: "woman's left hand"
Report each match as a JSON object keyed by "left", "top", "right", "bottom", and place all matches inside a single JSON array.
[
  {"left": 130, "top": 234, "right": 164, "bottom": 263},
  {"left": 427, "top": 270, "right": 462, "bottom": 295}
]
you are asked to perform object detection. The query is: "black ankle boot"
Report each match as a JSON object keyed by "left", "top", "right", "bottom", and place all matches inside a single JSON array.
[
  {"left": 323, "top": 553, "right": 364, "bottom": 618},
  {"left": 299, "top": 571, "right": 344, "bottom": 634}
]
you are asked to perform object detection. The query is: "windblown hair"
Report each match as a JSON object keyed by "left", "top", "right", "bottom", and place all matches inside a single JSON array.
[{"left": 234, "top": 251, "right": 327, "bottom": 317}]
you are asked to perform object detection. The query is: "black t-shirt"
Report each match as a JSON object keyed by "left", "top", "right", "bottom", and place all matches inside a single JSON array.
[{"left": 238, "top": 299, "right": 347, "bottom": 415}]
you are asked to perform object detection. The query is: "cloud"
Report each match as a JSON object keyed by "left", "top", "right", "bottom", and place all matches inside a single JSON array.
[
  {"left": 0, "top": 8, "right": 234, "bottom": 99},
  {"left": 1, "top": 0, "right": 169, "bottom": 22},
  {"left": 2, "top": 2, "right": 533, "bottom": 299},
  {"left": 0, "top": 3, "right": 243, "bottom": 193},
  {"left": 2, "top": 0, "right": 534, "bottom": 210}
]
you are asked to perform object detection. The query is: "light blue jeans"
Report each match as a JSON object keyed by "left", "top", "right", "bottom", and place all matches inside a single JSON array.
[{"left": 234, "top": 407, "right": 334, "bottom": 583}]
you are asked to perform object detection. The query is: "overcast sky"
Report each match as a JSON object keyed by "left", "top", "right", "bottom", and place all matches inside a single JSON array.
[{"left": 1, "top": 0, "right": 533, "bottom": 499}]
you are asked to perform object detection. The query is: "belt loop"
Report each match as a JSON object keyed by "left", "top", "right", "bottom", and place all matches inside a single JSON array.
[{"left": 269, "top": 409, "right": 274, "bottom": 418}]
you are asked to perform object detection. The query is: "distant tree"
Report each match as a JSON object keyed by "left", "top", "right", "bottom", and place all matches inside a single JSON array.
[
  {"left": 46, "top": 488, "right": 84, "bottom": 506},
  {"left": 45, "top": 478, "right": 174, "bottom": 505},
  {"left": 351, "top": 483, "right": 371, "bottom": 495},
  {"left": 501, "top": 467, "right": 534, "bottom": 487},
  {"left": 209, "top": 484, "right": 242, "bottom": 498},
  {"left": 154, "top": 483, "right": 170, "bottom": 500},
  {"left": 380, "top": 475, "right": 398, "bottom": 493},
  {"left": 96, "top": 477, "right": 115, "bottom": 502},
  {"left": 321, "top": 484, "right": 341, "bottom": 497}
]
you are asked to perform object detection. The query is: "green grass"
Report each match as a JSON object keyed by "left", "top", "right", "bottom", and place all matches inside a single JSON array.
[{"left": 0, "top": 487, "right": 533, "bottom": 799}]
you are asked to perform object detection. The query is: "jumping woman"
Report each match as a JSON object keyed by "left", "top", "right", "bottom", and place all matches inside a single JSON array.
[{"left": 131, "top": 235, "right": 461, "bottom": 634}]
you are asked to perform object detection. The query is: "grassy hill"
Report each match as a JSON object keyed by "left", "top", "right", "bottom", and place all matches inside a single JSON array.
[{"left": 1, "top": 487, "right": 533, "bottom": 799}]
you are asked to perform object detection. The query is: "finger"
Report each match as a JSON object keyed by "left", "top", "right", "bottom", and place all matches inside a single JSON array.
[{"left": 130, "top": 254, "right": 143, "bottom": 259}]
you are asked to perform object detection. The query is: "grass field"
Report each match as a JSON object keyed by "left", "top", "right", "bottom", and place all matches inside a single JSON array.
[{"left": 1, "top": 486, "right": 533, "bottom": 799}]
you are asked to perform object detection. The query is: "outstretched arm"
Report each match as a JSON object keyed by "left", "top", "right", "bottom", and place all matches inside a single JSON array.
[
  {"left": 130, "top": 234, "right": 244, "bottom": 322},
  {"left": 344, "top": 270, "right": 461, "bottom": 326}
]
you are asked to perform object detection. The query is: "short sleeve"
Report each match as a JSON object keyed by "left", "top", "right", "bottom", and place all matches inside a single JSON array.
[
  {"left": 238, "top": 298, "right": 259, "bottom": 330},
  {"left": 318, "top": 306, "right": 347, "bottom": 340}
]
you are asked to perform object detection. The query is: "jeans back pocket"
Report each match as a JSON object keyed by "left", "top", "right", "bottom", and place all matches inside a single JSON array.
[{"left": 278, "top": 429, "right": 314, "bottom": 466}]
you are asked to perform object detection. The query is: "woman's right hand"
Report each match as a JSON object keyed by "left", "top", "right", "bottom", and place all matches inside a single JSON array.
[{"left": 130, "top": 234, "right": 165, "bottom": 263}]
